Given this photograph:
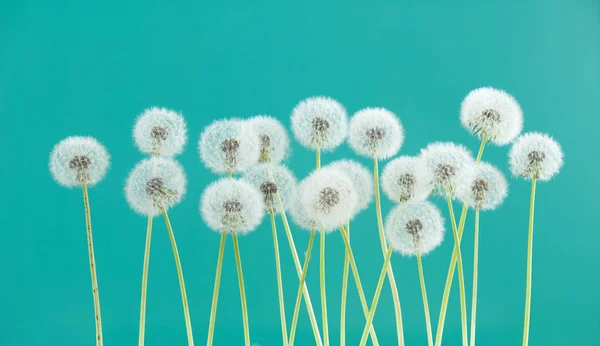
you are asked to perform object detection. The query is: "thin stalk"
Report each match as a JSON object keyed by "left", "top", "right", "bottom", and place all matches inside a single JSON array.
[
  {"left": 469, "top": 208, "right": 480, "bottom": 346},
  {"left": 162, "top": 209, "right": 194, "bottom": 346},
  {"left": 417, "top": 251, "right": 434, "bottom": 346},
  {"left": 138, "top": 216, "right": 153, "bottom": 346},
  {"left": 289, "top": 231, "right": 316, "bottom": 346},
  {"left": 82, "top": 185, "right": 103, "bottom": 346},
  {"left": 358, "top": 247, "right": 393, "bottom": 346},
  {"left": 316, "top": 147, "right": 321, "bottom": 169},
  {"left": 373, "top": 157, "right": 405, "bottom": 345},
  {"left": 232, "top": 233, "right": 251, "bottom": 346},
  {"left": 207, "top": 233, "right": 227, "bottom": 345},
  {"left": 320, "top": 232, "right": 329, "bottom": 346},
  {"left": 340, "top": 221, "right": 350, "bottom": 346},
  {"left": 269, "top": 211, "right": 288, "bottom": 346},
  {"left": 522, "top": 177, "right": 537, "bottom": 346}
]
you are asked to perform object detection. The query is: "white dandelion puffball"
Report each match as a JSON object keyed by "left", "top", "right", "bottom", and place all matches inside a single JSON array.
[
  {"left": 199, "top": 119, "right": 260, "bottom": 174},
  {"left": 288, "top": 194, "right": 319, "bottom": 231},
  {"left": 326, "top": 160, "right": 373, "bottom": 214},
  {"left": 385, "top": 201, "right": 445, "bottom": 256},
  {"left": 247, "top": 115, "right": 290, "bottom": 164},
  {"left": 49, "top": 136, "right": 110, "bottom": 188},
  {"left": 349, "top": 107, "right": 404, "bottom": 159},
  {"left": 125, "top": 157, "right": 187, "bottom": 217},
  {"left": 420, "top": 142, "right": 475, "bottom": 196},
  {"left": 133, "top": 107, "right": 187, "bottom": 156},
  {"left": 460, "top": 87, "right": 523, "bottom": 145},
  {"left": 243, "top": 164, "right": 297, "bottom": 214},
  {"left": 381, "top": 156, "right": 431, "bottom": 203},
  {"left": 456, "top": 162, "right": 508, "bottom": 211},
  {"left": 200, "top": 178, "right": 265, "bottom": 234},
  {"left": 290, "top": 96, "right": 348, "bottom": 151},
  {"left": 509, "top": 132, "right": 564, "bottom": 181},
  {"left": 298, "top": 167, "right": 358, "bottom": 232}
]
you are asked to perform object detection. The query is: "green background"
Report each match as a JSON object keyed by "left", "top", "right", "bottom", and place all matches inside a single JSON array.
[{"left": 1, "top": 0, "right": 598, "bottom": 345}]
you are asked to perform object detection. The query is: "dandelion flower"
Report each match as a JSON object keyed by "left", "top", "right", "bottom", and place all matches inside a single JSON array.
[
  {"left": 243, "top": 164, "right": 297, "bottom": 214},
  {"left": 457, "top": 162, "right": 508, "bottom": 211},
  {"left": 291, "top": 96, "right": 348, "bottom": 151},
  {"left": 420, "top": 142, "right": 474, "bottom": 197},
  {"left": 247, "top": 115, "right": 290, "bottom": 164},
  {"left": 385, "top": 201, "right": 445, "bottom": 256},
  {"left": 381, "top": 156, "right": 431, "bottom": 203},
  {"left": 125, "top": 157, "right": 187, "bottom": 217},
  {"left": 460, "top": 87, "right": 523, "bottom": 145},
  {"left": 49, "top": 136, "right": 110, "bottom": 188},
  {"left": 199, "top": 119, "right": 260, "bottom": 174},
  {"left": 298, "top": 167, "right": 358, "bottom": 232},
  {"left": 133, "top": 107, "right": 188, "bottom": 156},
  {"left": 509, "top": 132, "right": 564, "bottom": 181},
  {"left": 326, "top": 160, "right": 373, "bottom": 214},
  {"left": 201, "top": 178, "right": 265, "bottom": 234},
  {"left": 348, "top": 107, "right": 404, "bottom": 159}
]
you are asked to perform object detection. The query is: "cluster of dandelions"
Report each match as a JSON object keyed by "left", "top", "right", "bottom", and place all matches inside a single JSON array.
[{"left": 48, "top": 87, "right": 563, "bottom": 346}]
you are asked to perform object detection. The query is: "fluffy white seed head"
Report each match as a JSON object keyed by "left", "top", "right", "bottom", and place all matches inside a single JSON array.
[
  {"left": 456, "top": 162, "right": 508, "bottom": 211},
  {"left": 199, "top": 119, "right": 260, "bottom": 174},
  {"left": 288, "top": 194, "right": 319, "bottom": 232},
  {"left": 133, "top": 107, "right": 188, "bottom": 157},
  {"left": 246, "top": 115, "right": 290, "bottom": 164},
  {"left": 460, "top": 87, "right": 523, "bottom": 145},
  {"left": 508, "top": 132, "right": 564, "bottom": 181},
  {"left": 298, "top": 167, "right": 358, "bottom": 232},
  {"left": 326, "top": 160, "right": 373, "bottom": 215},
  {"left": 420, "top": 142, "right": 475, "bottom": 197},
  {"left": 385, "top": 201, "right": 445, "bottom": 257},
  {"left": 349, "top": 107, "right": 404, "bottom": 159},
  {"left": 125, "top": 157, "right": 187, "bottom": 217},
  {"left": 381, "top": 156, "right": 431, "bottom": 203},
  {"left": 200, "top": 178, "right": 265, "bottom": 234},
  {"left": 243, "top": 164, "right": 297, "bottom": 214},
  {"left": 49, "top": 136, "right": 110, "bottom": 188},
  {"left": 290, "top": 96, "right": 348, "bottom": 151}
]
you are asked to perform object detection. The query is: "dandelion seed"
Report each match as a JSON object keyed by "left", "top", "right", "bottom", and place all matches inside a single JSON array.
[
  {"left": 348, "top": 107, "right": 404, "bottom": 159},
  {"left": 508, "top": 132, "right": 564, "bottom": 181},
  {"left": 243, "top": 164, "right": 297, "bottom": 214},
  {"left": 133, "top": 107, "right": 188, "bottom": 156},
  {"left": 381, "top": 156, "right": 431, "bottom": 203},
  {"left": 246, "top": 116, "right": 290, "bottom": 164},
  {"left": 49, "top": 136, "right": 110, "bottom": 188},
  {"left": 456, "top": 162, "right": 508, "bottom": 210},
  {"left": 290, "top": 96, "right": 348, "bottom": 151},
  {"left": 326, "top": 160, "right": 374, "bottom": 214},
  {"left": 385, "top": 201, "right": 445, "bottom": 256},
  {"left": 420, "top": 142, "right": 474, "bottom": 197}
]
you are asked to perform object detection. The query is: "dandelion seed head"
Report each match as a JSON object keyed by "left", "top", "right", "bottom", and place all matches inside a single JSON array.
[
  {"left": 133, "top": 107, "right": 188, "bottom": 156},
  {"left": 291, "top": 96, "right": 348, "bottom": 151},
  {"left": 49, "top": 136, "right": 110, "bottom": 188},
  {"left": 508, "top": 132, "right": 564, "bottom": 181},
  {"left": 243, "top": 164, "right": 297, "bottom": 214},
  {"left": 326, "top": 160, "right": 374, "bottom": 214},
  {"left": 246, "top": 116, "right": 290, "bottom": 164},
  {"left": 456, "top": 162, "right": 508, "bottom": 211},
  {"left": 420, "top": 142, "right": 474, "bottom": 197},
  {"left": 349, "top": 107, "right": 404, "bottom": 159},
  {"left": 381, "top": 156, "right": 431, "bottom": 203}
]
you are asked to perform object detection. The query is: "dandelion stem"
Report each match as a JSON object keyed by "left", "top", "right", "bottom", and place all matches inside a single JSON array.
[
  {"left": 470, "top": 209, "right": 480, "bottom": 346},
  {"left": 138, "top": 216, "right": 153, "bottom": 346},
  {"left": 417, "top": 251, "right": 434, "bottom": 346},
  {"left": 207, "top": 232, "right": 226, "bottom": 346},
  {"left": 522, "top": 177, "right": 537, "bottom": 346},
  {"left": 358, "top": 247, "right": 393, "bottom": 346},
  {"left": 269, "top": 210, "right": 289, "bottom": 346},
  {"left": 316, "top": 147, "right": 321, "bottom": 169},
  {"left": 288, "top": 231, "right": 316, "bottom": 346},
  {"left": 162, "top": 209, "right": 194, "bottom": 346},
  {"left": 232, "top": 232, "right": 251, "bottom": 346},
  {"left": 82, "top": 185, "right": 103, "bottom": 346},
  {"left": 340, "top": 221, "right": 350, "bottom": 346},
  {"left": 320, "top": 232, "right": 330, "bottom": 346},
  {"left": 373, "top": 157, "right": 405, "bottom": 345}
]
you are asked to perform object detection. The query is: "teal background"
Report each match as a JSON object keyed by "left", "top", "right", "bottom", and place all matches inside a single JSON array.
[{"left": 1, "top": 0, "right": 598, "bottom": 345}]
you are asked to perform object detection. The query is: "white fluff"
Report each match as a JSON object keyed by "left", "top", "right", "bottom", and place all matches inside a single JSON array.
[
  {"left": 246, "top": 115, "right": 290, "bottom": 164},
  {"left": 199, "top": 119, "right": 260, "bottom": 174},
  {"left": 420, "top": 142, "right": 475, "bottom": 197},
  {"left": 348, "top": 107, "right": 404, "bottom": 159},
  {"left": 508, "top": 132, "right": 564, "bottom": 181},
  {"left": 381, "top": 156, "right": 431, "bottom": 203},
  {"left": 290, "top": 96, "right": 348, "bottom": 151},
  {"left": 456, "top": 162, "right": 508, "bottom": 211},
  {"left": 133, "top": 107, "right": 188, "bottom": 156},
  {"left": 49, "top": 136, "right": 110, "bottom": 188},
  {"left": 460, "top": 87, "right": 523, "bottom": 145},
  {"left": 288, "top": 194, "right": 319, "bottom": 232},
  {"left": 200, "top": 178, "right": 265, "bottom": 234},
  {"left": 298, "top": 167, "right": 358, "bottom": 232},
  {"left": 243, "top": 164, "right": 297, "bottom": 214},
  {"left": 125, "top": 157, "right": 187, "bottom": 217},
  {"left": 326, "top": 159, "right": 373, "bottom": 214},
  {"left": 385, "top": 201, "right": 445, "bottom": 257}
]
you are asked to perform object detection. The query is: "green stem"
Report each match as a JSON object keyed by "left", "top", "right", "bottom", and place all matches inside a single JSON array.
[
  {"left": 340, "top": 222, "right": 350, "bottom": 346},
  {"left": 288, "top": 231, "right": 316, "bottom": 346},
  {"left": 470, "top": 208, "right": 480, "bottom": 346},
  {"left": 206, "top": 233, "right": 227, "bottom": 346},
  {"left": 320, "top": 232, "right": 329, "bottom": 346},
  {"left": 269, "top": 211, "right": 288, "bottom": 346},
  {"left": 316, "top": 147, "right": 321, "bottom": 169},
  {"left": 232, "top": 233, "right": 251, "bottom": 346},
  {"left": 138, "top": 216, "right": 153, "bottom": 346},
  {"left": 417, "top": 251, "right": 434, "bottom": 346},
  {"left": 522, "top": 178, "right": 537, "bottom": 346}
]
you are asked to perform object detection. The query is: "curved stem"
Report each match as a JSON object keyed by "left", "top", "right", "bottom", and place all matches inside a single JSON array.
[
  {"left": 522, "top": 178, "right": 537, "bottom": 346},
  {"left": 207, "top": 233, "right": 227, "bottom": 346},
  {"left": 340, "top": 222, "right": 350, "bottom": 346},
  {"left": 470, "top": 209, "right": 480, "bottom": 346},
  {"left": 269, "top": 211, "right": 288, "bottom": 346},
  {"left": 288, "top": 231, "right": 316, "bottom": 346},
  {"left": 232, "top": 233, "right": 251, "bottom": 346},
  {"left": 417, "top": 251, "right": 434, "bottom": 346},
  {"left": 320, "top": 232, "right": 329, "bottom": 346},
  {"left": 82, "top": 185, "right": 103, "bottom": 346},
  {"left": 138, "top": 216, "right": 153, "bottom": 346},
  {"left": 374, "top": 157, "right": 405, "bottom": 345},
  {"left": 162, "top": 209, "right": 194, "bottom": 346}
]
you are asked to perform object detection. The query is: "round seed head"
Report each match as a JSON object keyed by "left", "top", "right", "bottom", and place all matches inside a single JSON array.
[
  {"left": 243, "top": 164, "right": 298, "bottom": 214},
  {"left": 385, "top": 201, "right": 445, "bottom": 256},
  {"left": 457, "top": 162, "right": 508, "bottom": 211},
  {"left": 420, "top": 142, "right": 475, "bottom": 197},
  {"left": 246, "top": 115, "right": 290, "bottom": 164},
  {"left": 349, "top": 107, "right": 404, "bottom": 159},
  {"left": 133, "top": 107, "right": 188, "bottom": 157},
  {"left": 326, "top": 159, "right": 374, "bottom": 214},
  {"left": 49, "top": 136, "right": 110, "bottom": 188},
  {"left": 508, "top": 132, "right": 564, "bottom": 181},
  {"left": 291, "top": 96, "right": 348, "bottom": 151},
  {"left": 381, "top": 156, "right": 431, "bottom": 203}
]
